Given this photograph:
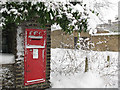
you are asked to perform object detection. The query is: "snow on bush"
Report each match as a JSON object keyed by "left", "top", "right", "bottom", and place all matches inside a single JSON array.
[
  {"left": 51, "top": 48, "right": 118, "bottom": 88},
  {"left": 89, "top": 51, "right": 118, "bottom": 88}
]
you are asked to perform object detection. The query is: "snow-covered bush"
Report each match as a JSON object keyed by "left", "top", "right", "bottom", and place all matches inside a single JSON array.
[
  {"left": 0, "top": 1, "right": 98, "bottom": 33},
  {"left": 51, "top": 48, "right": 118, "bottom": 88}
]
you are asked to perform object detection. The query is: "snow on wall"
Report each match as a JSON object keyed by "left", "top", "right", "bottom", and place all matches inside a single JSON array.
[
  {"left": 51, "top": 24, "right": 61, "bottom": 31},
  {"left": 16, "top": 26, "right": 24, "bottom": 61},
  {"left": 92, "top": 32, "right": 120, "bottom": 36},
  {"left": 0, "top": 53, "right": 15, "bottom": 64}
]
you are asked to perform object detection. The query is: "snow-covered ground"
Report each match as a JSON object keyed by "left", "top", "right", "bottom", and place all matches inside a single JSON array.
[{"left": 51, "top": 48, "right": 118, "bottom": 88}]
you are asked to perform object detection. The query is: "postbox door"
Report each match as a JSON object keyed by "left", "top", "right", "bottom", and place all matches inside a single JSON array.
[{"left": 24, "top": 29, "right": 47, "bottom": 86}]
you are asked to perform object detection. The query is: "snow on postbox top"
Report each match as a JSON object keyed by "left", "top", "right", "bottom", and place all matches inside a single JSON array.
[{"left": 26, "top": 29, "right": 46, "bottom": 49}]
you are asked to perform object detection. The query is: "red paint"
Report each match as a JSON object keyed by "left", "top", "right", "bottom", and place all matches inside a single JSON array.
[{"left": 24, "top": 29, "right": 47, "bottom": 86}]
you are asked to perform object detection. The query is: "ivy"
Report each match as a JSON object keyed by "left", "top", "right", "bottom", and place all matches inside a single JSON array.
[{"left": 1, "top": 2, "right": 97, "bottom": 33}]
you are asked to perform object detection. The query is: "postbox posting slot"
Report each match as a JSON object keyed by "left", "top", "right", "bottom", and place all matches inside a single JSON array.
[{"left": 31, "top": 38, "right": 40, "bottom": 40}]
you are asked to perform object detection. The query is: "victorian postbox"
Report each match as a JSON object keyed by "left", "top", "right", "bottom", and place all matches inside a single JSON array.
[{"left": 24, "top": 29, "right": 47, "bottom": 86}]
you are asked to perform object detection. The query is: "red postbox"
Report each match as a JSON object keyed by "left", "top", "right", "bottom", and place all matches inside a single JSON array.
[{"left": 24, "top": 29, "right": 47, "bottom": 86}]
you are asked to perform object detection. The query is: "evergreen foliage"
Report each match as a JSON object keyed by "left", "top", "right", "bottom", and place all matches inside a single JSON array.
[{"left": 1, "top": 2, "right": 97, "bottom": 33}]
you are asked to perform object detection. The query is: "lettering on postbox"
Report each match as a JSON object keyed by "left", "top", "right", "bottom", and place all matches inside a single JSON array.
[{"left": 24, "top": 29, "right": 47, "bottom": 86}]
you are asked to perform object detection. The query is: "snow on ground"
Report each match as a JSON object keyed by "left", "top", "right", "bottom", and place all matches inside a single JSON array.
[
  {"left": 51, "top": 71, "right": 105, "bottom": 88},
  {"left": 51, "top": 48, "right": 118, "bottom": 88},
  {"left": 0, "top": 53, "right": 15, "bottom": 64}
]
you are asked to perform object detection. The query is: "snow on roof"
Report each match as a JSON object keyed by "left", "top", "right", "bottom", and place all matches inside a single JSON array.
[
  {"left": 96, "top": 28, "right": 110, "bottom": 32},
  {"left": 91, "top": 32, "right": 120, "bottom": 36},
  {"left": 51, "top": 24, "right": 62, "bottom": 31},
  {"left": 0, "top": 53, "right": 15, "bottom": 64}
]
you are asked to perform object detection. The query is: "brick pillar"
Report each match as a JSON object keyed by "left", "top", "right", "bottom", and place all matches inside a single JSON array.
[{"left": 14, "top": 17, "right": 51, "bottom": 89}]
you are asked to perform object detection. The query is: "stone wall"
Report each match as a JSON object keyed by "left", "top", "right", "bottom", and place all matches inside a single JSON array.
[
  {"left": 91, "top": 34, "right": 120, "bottom": 52},
  {"left": 51, "top": 30, "right": 90, "bottom": 49},
  {"left": 51, "top": 29, "right": 120, "bottom": 52},
  {"left": 51, "top": 30, "right": 74, "bottom": 48},
  {"left": 2, "top": 64, "right": 15, "bottom": 89},
  {"left": 1, "top": 24, "right": 17, "bottom": 89},
  {"left": 2, "top": 23, "right": 17, "bottom": 53}
]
